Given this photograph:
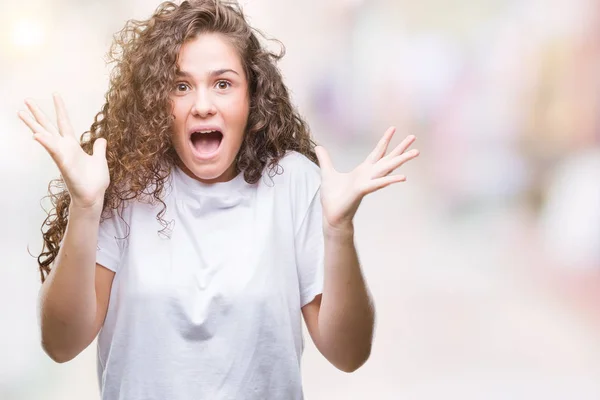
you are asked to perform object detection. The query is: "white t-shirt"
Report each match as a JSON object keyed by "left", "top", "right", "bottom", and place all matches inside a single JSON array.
[{"left": 95, "top": 151, "right": 324, "bottom": 400}]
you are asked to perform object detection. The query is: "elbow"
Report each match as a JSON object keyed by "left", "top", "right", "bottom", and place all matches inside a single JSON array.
[
  {"left": 341, "top": 355, "right": 371, "bottom": 374},
  {"left": 43, "top": 345, "right": 77, "bottom": 364},
  {"left": 41, "top": 338, "right": 79, "bottom": 364},
  {"left": 335, "top": 345, "right": 372, "bottom": 373},
  {"left": 39, "top": 312, "right": 92, "bottom": 364},
  {"left": 43, "top": 348, "right": 74, "bottom": 364}
]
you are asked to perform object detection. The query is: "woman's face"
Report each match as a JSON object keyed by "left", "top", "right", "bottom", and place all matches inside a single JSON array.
[{"left": 170, "top": 33, "right": 250, "bottom": 183}]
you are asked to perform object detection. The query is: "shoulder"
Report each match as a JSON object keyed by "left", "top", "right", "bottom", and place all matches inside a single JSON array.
[
  {"left": 265, "top": 151, "right": 321, "bottom": 212},
  {"left": 278, "top": 150, "right": 318, "bottom": 168},
  {"left": 273, "top": 150, "right": 321, "bottom": 184}
]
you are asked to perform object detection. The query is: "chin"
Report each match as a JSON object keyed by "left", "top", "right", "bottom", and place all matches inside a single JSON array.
[{"left": 178, "top": 156, "right": 234, "bottom": 183}]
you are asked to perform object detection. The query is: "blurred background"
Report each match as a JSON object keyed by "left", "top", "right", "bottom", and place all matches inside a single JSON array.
[{"left": 2, "top": 0, "right": 600, "bottom": 399}]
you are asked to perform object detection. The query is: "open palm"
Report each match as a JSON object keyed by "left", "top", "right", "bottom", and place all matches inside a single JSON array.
[
  {"left": 315, "top": 127, "right": 419, "bottom": 231},
  {"left": 18, "top": 93, "right": 109, "bottom": 210}
]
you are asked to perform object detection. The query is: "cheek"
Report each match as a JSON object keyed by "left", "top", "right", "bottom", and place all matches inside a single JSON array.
[
  {"left": 172, "top": 104, "right": 184, "bottom": 121},
  {"left": 228, "top": 96, "right": 250, "bottom": 127},
  {"left": 169, "top": 106, "right": 186, "bottom": 143},
  {"left": 171, "top": 98, "right": 189, "bottom": 120},
  {"left": 172, "top": 108, "right": 189, "bottom": 135}
]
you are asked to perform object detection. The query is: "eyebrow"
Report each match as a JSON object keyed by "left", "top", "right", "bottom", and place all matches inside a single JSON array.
[{"left": 175, "top": 68, "right": 240, "bottom": 78}]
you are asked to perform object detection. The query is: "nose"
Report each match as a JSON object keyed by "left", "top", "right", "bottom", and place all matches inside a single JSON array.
[{"left": 191, "top": 88, "right": 217, "bottom": 118}]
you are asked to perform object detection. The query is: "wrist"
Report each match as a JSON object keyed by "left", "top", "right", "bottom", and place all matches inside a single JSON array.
[
  {"left": 69, "top": 201, "right": 104, "bottom": 219},
  {"left": 323, "top": 220, "right": 355, "bottom": 239}
]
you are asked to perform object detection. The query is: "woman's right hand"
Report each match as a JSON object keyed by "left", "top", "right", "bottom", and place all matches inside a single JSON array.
[{"left": 18, "top": 93, "right": 110, "bottom": 211}]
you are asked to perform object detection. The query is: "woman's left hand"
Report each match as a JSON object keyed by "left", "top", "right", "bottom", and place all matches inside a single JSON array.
[{"left": 315, "top": 127, "right": 419, "bottom": 233}]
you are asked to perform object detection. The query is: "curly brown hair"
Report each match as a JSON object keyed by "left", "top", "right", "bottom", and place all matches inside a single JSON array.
[{"left": 36, "top": 0, "right": 318, "bottom": 283}]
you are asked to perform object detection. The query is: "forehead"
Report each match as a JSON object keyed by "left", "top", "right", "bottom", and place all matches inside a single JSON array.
[{"left": 177, "top": 33, "right": 243, "bottom": 73}]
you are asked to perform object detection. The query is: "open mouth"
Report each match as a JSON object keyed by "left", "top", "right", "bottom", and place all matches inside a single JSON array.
[{"left": 190, "top": 130, "right": 223, "bottom": 155}]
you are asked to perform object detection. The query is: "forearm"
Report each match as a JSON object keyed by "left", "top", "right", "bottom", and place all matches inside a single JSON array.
[
  {"left": 39, "top": 204, "right": 103, "bottom": 361},
  {"left": 317, "top": 222, "right": 375, "bottom": 371}
]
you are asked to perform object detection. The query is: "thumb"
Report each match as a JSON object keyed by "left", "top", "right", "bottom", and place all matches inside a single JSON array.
[
  {"left": 92, "top": 137, "right": 107, "bottom": 159},
  {"left": 314, "top": 145, "right": 334, "bottom": 172}
]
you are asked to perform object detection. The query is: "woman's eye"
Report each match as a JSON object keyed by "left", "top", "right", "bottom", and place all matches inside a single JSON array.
[
  {"left": 176, "top": 83, "right": 189, "bottom": 92},
  {"left": 216, "top": 80, "right": 231, "bottom": 90}
]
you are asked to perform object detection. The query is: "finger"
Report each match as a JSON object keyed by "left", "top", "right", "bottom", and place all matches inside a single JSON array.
[
  {"left": 53, "top": 93, "right": 77, "bottom": 139},
  {"left": 315, "top": 145, "right": 334, "bottom": 172},
  {"left": 93, "top": 137, "right": 107, "bottom": 159},
  {"left": 366, "top": 126, "right": 395, "bottom": 163},
  {"left": 374, "top": 148, "right": 420, "bottom": 178},
  {"left": 18, "top": 109, "right": 61, "bottom": 158},
  {"left": 32, "top": 131, "right": 60, "bottom": 160},
  {"left": 18, "top": 110, "right": 50, "bottom": 136},
  {"left": 24, "top": 98, "right": 59, "bottom": 136},
  {"left": 364, "top": 174, "right": 406, "bottom": 194},
  {"left": 385, "top": 134, "right": 416, "bottom": 160}
]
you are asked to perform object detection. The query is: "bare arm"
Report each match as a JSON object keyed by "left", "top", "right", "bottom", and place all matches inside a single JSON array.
[
  {"left": 302, "top": 224, "right": 374, "bottom": 373},
  {"left": 18, "top": 93, "right": 113, "bottom": 362},
  {"left": 304, "top": 128, "right": 419, "bottom": 372},
  {"left": 39, "top": 204, "right": 115, "bottom": 363}
]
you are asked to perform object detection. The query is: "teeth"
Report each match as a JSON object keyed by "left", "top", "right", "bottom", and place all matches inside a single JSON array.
[{"left": 194, "top": 130, "right": 219, "bottom": 134}]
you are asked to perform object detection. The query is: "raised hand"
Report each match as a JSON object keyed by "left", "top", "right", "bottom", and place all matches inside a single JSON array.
[
  {"left": 18, "top": 93, "right": 109, "bottom": 210},
  {"left": 315, "top": 127, "right": 419, "bottom": 232}
]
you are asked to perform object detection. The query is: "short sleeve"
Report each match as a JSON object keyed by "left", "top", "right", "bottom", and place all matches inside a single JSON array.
[
  {"left": 295, "top": 188, "right": 325, "bottom": 307},
  {"left": 96, "top": 208, "right": 127, "bottom": 273}
]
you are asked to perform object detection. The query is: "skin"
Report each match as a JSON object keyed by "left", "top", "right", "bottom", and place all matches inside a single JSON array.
[
  {"left": 170, "top": 33, "right": 250, "bottom": 184},
  {"left": 18, "top": 94, "right": 114, "bottom": 363},
  {"left": 303, "top": 129, "right": 419, "bottom": 372}
]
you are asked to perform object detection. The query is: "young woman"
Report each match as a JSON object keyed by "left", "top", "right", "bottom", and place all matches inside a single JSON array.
[{"left": 18, "top": 1, "right": 419, "bottom": 399}]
